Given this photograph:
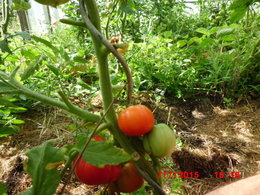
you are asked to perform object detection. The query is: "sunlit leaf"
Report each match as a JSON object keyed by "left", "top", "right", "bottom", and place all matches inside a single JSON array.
[
  {"left": 177, "top": 40, "right": 187, "bottom": 48},
  {"left": 76, "top": 135, "right": 131, "bottom": 167},
  {"left": 10, "top": 119, "right": 25, "bottom": 124},
  {"left": 16, "top": 31, "right": 31, "bottom": 41},
  {"left": 24, "top": 141, "right": 65, "bottom": 195}
]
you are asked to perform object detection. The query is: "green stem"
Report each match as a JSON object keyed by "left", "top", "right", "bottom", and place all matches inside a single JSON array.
[
  {"left": 1, "top": 0, "right": 10, "bottom": 39},
  {"left": 0, "top": 71, "right": 101, "bottom": 122},
  {"left": 79, "top": 0, "right": 133, "bottom": 104},
  {"left": 80, "top": 1, "right": 164, "bottom": 194},
  {"left": 59, "top": 19, "right": 87, "bottom": 28},
  {"left": 60, "top": 151, "right": 79, "bottom": 178}
]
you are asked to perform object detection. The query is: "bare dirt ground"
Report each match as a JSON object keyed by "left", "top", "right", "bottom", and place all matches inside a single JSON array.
[{"left": 0, "top": 94, "right": 259, "bottom": 195}]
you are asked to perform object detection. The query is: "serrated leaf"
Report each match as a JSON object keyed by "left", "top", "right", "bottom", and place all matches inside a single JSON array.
[
  {"left": 0, "top": 126, "right": 19, "bottom": 137},
  {"left": 0, "top": 182, "right": 7, "bottom": 195},
  {"left": 25, "top": 141, "right": 65, "bottom": 195},
  {"left": 76, "top": 139, "right": 131, "bottom": 168},
  {"left": 0, "top": 40, "right": 12, "bottom": 54}
]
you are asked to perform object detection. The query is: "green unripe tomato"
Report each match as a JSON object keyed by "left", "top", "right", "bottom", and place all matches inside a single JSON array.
[{"left": 143, "top": 123, "right": 176, "bottom": 158}]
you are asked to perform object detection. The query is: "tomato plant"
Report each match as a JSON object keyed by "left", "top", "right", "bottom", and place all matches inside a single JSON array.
[
  {"left": 109, "top": 161, "right": 144, "bottom": 193},
  {"left": 143, "top": 123, "right": 176, "bottom": 158},
  {"left": 118, "top": 105, "right": 154, "bottom": 136}
]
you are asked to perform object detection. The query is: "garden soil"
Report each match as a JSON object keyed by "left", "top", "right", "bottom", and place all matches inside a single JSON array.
[{"left": 0, "top": 94, "right": 259, "bottom": 195}]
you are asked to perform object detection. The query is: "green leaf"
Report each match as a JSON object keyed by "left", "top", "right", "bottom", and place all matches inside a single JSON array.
[
  {"left": 0, "top": 126, "right": 19, "bottom": 137},
  {"left": 0, "top": 81, "right": 14, "bottom": 93},
  {"left": 11, "top": 119, "right": 25, "bottom": 124},
  {"left": 20, "top": 55, "right": 44, "bottom": 81},
  {"left": 24, "top": 141, "right": 65, "bottom": 195},
  {"left": 229, "top": 0, "right": 253, "bottom": 22},
  {"left": 16, "top": 31, "right": 31, "bottom": 41},
  {"left": 76, "top": 78, "right": 93, "bottom": 90},
  {"left": 59, "top": 47, "right": 70, "bottom": 61},
  {"left": 0, "top": 40, "right": 12, "bottom": 54},
  {"left": 188, "top": 37, "right": 201, "bottom": 44},
  {"left": 73, "top": 56, "right": 88, "bottom": 63},
  {"left": 9, "top": 107, "right": 27, "bottom": 113},
  {"left": 47, "top": 65, "right": 60, "bottom": 76},
  {"left": 0, "top": 97, "right": 16, "bottom": 107},
  {"left": 31, "top": 36, "right": 59, "bottom": 55},
  {"left": 216, "top": 28, "right": 235, "bottom": 38},
  {"left": 177, "top": 40, "right": 187, "bottom": 48},
  {"left": 196, "top": 28, "right": 212, "bottom": 36},
  {"left": 0, "top": 182, "right": 7, "bottom": 195},
  {"left": 219, "top": 34, "right": 236, "bottom": 41},
  {"left": 76, "top": 139, "right": 131, "bottom": 168}
]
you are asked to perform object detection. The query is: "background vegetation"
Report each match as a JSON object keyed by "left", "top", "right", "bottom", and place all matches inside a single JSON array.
[{"left": 0, "top": 0, "right": 259, "bottom": 194}]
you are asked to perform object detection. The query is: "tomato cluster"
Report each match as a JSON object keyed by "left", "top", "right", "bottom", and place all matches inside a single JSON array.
[
  {"left": 73, "top": 135, "right": 145, "bottom": 193},
  {"left": 118, "top": 105, "right": 176, "bottom": 158},
  {"left": 73, "top": 105, "right": 176, "bottom": 194}
]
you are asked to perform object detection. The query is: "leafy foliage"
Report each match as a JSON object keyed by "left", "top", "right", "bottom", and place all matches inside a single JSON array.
[
  {"left": 0, "top": 96, "right": 26, "bottom": 137},
  {"left": 76, "top": 134, "right": 132, "bottom": 167},
  {"left": 22, "top": 141, "right": 65, "bottom": 195}
]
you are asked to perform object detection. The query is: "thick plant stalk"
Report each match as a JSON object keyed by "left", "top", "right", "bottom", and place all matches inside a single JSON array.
[
  {"left": 79, "top": 0, "right": 133, "bottom": 104},
  {"left": 1, "top": 0, "right": 10, "bottom": 39},
  {"left": 80, "top": 0, "right": 165, "bottom": 194}
]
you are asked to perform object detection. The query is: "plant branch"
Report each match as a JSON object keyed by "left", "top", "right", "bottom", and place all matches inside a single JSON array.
[
  {"left": 58, "top": 84, "right": 127, "bottom": 195},
  {"left": 105, "top": 0, "right": 120, "bottom": 39},
  {"left": 136, "top": 166, "right": 166, "bottom": 195},
  {"left": 79, "top": 0, "right": 133, "bottom": 104},
  {"left": 0, "top": 71, "right": 101, "bottom": 122},
  {"left": 1, "top": 0, "right": 11, "bottom": 39},
  {"left": 59, "top": 19, "right": 87, "bottom": 28}
]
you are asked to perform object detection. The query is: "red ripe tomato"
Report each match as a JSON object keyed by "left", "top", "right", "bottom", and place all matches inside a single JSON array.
[
  {"left": 92, "top": 135, "right": 105, "bottom": 141},
  {"left": 73, "top": 156, "right": 121, "bottom": 185},
  {"left": 109, "top": 161, "right": 144, "bottom": 193},
  {"left": 118, "top": 105, "right": 154, "bottom": 136},
  {"left": 73, "top": 136, "right": 121, "bottom": 185}
]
